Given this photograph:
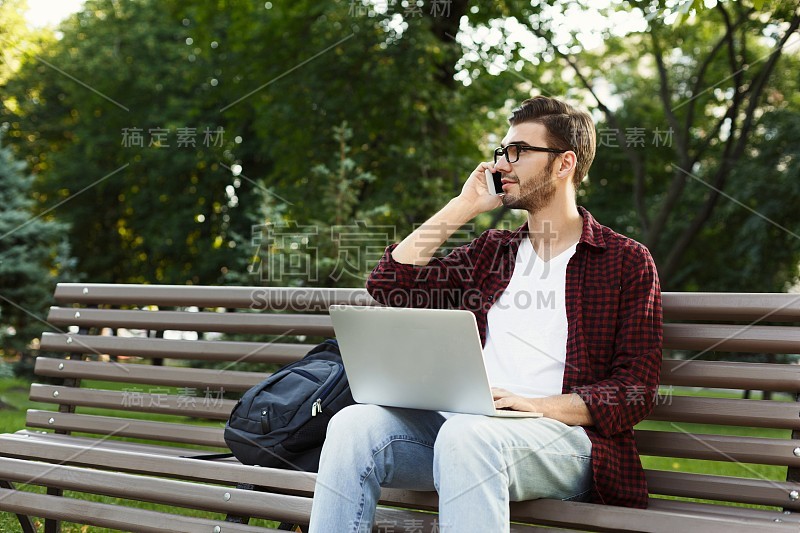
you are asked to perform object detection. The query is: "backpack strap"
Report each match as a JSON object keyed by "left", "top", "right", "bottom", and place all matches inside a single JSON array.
[{"left": 180, "top": 452, "right": 236, "bottom": 461}]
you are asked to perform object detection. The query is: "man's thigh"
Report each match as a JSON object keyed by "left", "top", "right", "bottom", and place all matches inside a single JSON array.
[
  {"left": 326, "top": 404, "right": 447, "bottom": 489},
  {"left": 435, "top": 415, "right": 593, "bottom": 501}
]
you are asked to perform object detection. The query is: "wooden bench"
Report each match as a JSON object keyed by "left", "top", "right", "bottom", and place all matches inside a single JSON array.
[{"left": 1, "top": 283, "right": 799, "bottom": 532}]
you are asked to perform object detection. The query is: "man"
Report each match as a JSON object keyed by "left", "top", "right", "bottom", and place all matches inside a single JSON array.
[{"left": 308, "top": 96, "right": 663, "bottom": 532}]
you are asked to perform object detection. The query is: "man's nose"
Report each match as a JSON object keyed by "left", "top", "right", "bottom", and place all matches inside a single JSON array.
[{"left": 494, "top": 156, "right": 512, "bottom": 174}]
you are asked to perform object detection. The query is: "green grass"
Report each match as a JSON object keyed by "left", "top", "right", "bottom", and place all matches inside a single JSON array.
[{"left": 0, "top": 379, "right": 795, "bottom": 531}]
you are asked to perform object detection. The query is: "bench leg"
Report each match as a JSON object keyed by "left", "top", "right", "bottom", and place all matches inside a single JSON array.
[
  {"left": 0, "top": 480, "right": 36, "bottom": 533},
  {"left": 44, "top": 487, "right": 62, "bottom": 533}
]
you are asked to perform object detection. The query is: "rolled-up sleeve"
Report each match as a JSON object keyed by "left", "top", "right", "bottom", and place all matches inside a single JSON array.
[{"left": 580, "top": 244, "right": 663, "bottom": 437}]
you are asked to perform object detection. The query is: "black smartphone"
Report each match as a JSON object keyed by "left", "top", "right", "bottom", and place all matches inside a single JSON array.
[{"left": 485, "top": 169, "right": 504, "bottom": 196}]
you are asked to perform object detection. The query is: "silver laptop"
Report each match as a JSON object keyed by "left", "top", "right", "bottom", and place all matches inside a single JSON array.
[{"left": 328, "top": 305, "right": 542, "bottom": 418}]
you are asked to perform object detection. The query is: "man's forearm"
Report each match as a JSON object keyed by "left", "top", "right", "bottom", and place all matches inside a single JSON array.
[
  {"left": 494, "top": 389, "right": 595, "bottom": 427},
  {"left": 391, "top": 197, "right": 479, "bottom": 266},
  {"left": 532, "top": 394, "right": 595, "bottom": 426}
]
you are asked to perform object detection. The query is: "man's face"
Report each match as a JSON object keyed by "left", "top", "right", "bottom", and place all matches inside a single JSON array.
[{"left": 496, "top": 122, "right": 560, "bottom": 213}]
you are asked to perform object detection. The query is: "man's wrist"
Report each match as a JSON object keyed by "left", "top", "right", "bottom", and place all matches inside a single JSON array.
[{"left": 447, "top": 196, "right": 481, "bottom": 223}]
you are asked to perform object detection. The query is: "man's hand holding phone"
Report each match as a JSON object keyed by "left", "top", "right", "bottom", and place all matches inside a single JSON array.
[
  {"left": 391, "top": 162, "right": 503, "bottom": 266},
  {"left": 456, "top": 162, "right": 503, "bottom": 217}
]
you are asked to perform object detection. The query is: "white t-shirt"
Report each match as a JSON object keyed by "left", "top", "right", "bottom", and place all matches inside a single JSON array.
[{"left": 482, "top": 237, "right": 577, "bottom": 398}]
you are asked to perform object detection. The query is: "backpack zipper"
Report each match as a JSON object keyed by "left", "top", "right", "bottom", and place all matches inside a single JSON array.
[
  {"left": 311, "top": 362, "right": 343, "bottom": 417},
  {"left": 311, "top": 398, "right": 322, "bottom": 416}
]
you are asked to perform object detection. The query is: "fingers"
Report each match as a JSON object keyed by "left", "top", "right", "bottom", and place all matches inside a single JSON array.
[
  {"left": 494, "top": 396, "right": 511, "bottom": 407},
  {"left": 494, "top": 393, "right": 539, "bottom": 413},
  {"left": 478, "top": 161, "right": 496, "bottom": 173},
  {"left": 471, "top": 161, "right": 496, "bottom": 179},
  {"left": 492, "top": 389, "right": 521, "bottom": 411},
  {"left": 491, "top": 387, "right": 511, "bottom": 399}
]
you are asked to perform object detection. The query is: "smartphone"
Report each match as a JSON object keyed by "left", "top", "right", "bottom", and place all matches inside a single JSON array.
[{"left": 485, "top": 169, "right": 504, "bottom": 196}]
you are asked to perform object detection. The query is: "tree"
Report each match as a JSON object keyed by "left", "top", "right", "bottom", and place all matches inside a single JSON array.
[
  {"left": 2, "top": 0, "right": 499, "bottom": 287},
  {"left": 3, "top": 0, "right": 798, "bottom": 294},
  {"left": 2, "top": 0, "right": 260, "bottom": 285},
  {"left": 0, "top": 131, "right": 72, "bottom": 375},
  {"left": 465, "top": 0, "right": 800, "bottom": 289},
  {"left": 706, "top": 109, "right": 800, "bottom": 292}
]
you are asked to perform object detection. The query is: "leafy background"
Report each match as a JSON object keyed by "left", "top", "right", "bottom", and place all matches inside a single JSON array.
[{"left": 1, "top": 0, "right": 799, "bottom": 366}]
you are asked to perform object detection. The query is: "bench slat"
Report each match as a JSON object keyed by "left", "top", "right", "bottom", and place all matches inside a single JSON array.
[
  {"left": 28, "top": 381, "right": 800, "bottom": 467},
  {"left": 13, "top": 430, "right": 216, "bottom": 458},
  {"left": 660, "top": 359, "right": 800, "bottom": 392},
  {"left": 650, "top": 396, "right": 800, "bottom": 429},
  {"left": 40, "top": 332, "right": 310, "bottom": 364},
  {"left": 0, "top": 433, "right": 440, "bottom": 512},
  {"left": 0, "top": 432, "right": 439, "bottom": 512},
  {"left": 25, "top": 410, "right": 226, "bottom": 448},
  {"left": 47, "top": 307, "right": 336, "bottom": 336},
  {"left": 34, "top": 350, "right": 800, "bottom": 394},
  {"left": 664, "top": 323, "right": 800, "bottom": 353},
  {"left": 646, "top": 469, "right": 800, "bottom": 509},
  {"left": 662, "top": 292, "right": 800, "bottom": 322},
  {"left": 635, "top": 429, "right": 800, "bottom": 466},
  {"left": 648, "top": 498, "right": 800, "bottom": 523},
  {"left": 508, "top": 497, "right": 795, "bottom": 533},
  {"left": 53, "top": 283, "right": 378, "bottom": 310},
  {"left": 0, "top": 487, "right": 274, "bottom": 533},
  {"left": 0, "top": 432, "right": 317, "bottom": 490},
  {"left": 44, "top": 308, "right": 800, "bottom": 354},
  {"left": 0, "top": 456, "right": 561, "bottom": 533},
  {"left": 1, "top": 432, "right": 793, "bottom": 532},
  {"left": 35, "top": 357, "right": 267, "bottom": 392},
  {"left": 30, "top": 393, "right": 800, "bottom": 438},
  {"left": 52, "top": 284, "right": 800, "bottom": 322},
  {"left": 0, "top": 456, "right": 310, "bottom": 524},
  {"left": 29, "top": 384, "right": 236, "bottom": 420}
]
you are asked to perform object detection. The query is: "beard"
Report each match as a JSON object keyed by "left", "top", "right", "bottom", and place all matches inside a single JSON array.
[{"left": 500, "top": 161, "right": 557, "bottom": 213}]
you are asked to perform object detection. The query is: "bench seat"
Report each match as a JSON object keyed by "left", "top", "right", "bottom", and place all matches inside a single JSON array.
[{"left": 0, "top": 284, "right": 798, "bottom": 532}]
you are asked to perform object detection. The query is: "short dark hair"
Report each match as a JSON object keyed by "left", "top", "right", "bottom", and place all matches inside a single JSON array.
[{"left": 508, "top": 96, "right": 596, "bottom": 186}]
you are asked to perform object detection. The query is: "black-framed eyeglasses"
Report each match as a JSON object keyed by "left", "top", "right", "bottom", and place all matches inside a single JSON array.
[{"left": 493, "top": 144, "right": 567, "bottom": 164}]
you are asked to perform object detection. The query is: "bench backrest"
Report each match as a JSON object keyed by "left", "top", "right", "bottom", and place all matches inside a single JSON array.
[{"left": 35, "top": 284, "right": 800, "bottom": 510}]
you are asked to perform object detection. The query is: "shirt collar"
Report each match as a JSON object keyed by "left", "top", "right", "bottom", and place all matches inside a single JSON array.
[{"left": 499, "top": 206, "right": 607, "bottom": 249}]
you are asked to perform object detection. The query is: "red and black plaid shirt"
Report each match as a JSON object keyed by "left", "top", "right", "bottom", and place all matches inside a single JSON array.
[{"left": 366, "top": 206, "right": 663, "bottom": 508}]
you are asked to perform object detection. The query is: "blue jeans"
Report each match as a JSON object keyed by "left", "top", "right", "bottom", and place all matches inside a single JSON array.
[{"left": 308, "top": 404, "right": 593, "bottom": 533}]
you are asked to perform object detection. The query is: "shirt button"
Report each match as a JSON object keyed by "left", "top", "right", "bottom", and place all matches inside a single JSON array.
[{"left": 487, "top": 295, "right": 494, "bottom": 301}]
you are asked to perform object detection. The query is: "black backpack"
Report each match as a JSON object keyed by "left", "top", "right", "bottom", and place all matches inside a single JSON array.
[{"left": 222, "top": 338, "right": 355, "bottom": 472}]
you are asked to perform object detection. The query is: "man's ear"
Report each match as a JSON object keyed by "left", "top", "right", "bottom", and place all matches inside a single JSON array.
[{"left": 556, "top": 151, "right": 577, "bottom": 181}]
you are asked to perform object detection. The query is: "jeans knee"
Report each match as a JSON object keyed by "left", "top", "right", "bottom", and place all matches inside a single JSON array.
[
  {"left": 326, "top": 404, "right": 378, "bottom": 445},
  {"left": 318, "top": 405, "right": 374, "bottom": 477},
  {"left": 434, "top": 416, "right": 498, "bottom": 465},
  {"left": 433, "top": 416, "right": 506, "bottom": 497}
]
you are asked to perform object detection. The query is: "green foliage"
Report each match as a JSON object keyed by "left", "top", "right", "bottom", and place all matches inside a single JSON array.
[
  {"left": 703, "top": 110, "right": 800, "bottom": 291},
  {"left": 485, "top": 0, "right": 800, "bottom": 289},
  {"left": 2, "top": 0, "right": 498, "bottom": 288},
  {"left": 3, "top": 0, "right": 259, "bottom": 285},
  {"left": 248, "top": 121, "right": 388, "bottom": 288},
  {"left": 0, "top": 132, "right": 72, "bottom": 375},
  {"left": 1, "top": 0, "right": 798, "bottom": 301}
]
